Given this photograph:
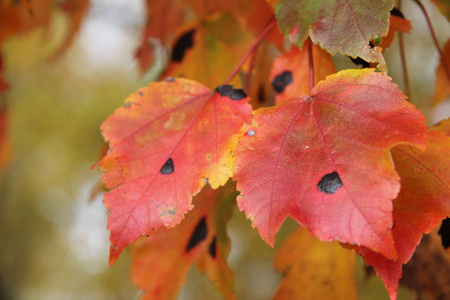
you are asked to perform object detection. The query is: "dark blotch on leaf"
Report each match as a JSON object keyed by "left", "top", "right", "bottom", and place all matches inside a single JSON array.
[
  {"left": 215, "top": 85, "right": 247, "bottom": 100},
  {"left": 186, "top": 217, "right": 208, "bottom": 252},
  {"left": 160, "top": 158, "right": 174, "bottom": 175},
  {"left": 317, "top": 171, "right": 343, "bottom": 194},
  {"left": 390, "top": 7, "right": 405, "bottom": 19},
  {"left": 350, "top": 57, "right": 370, "bottom": 68},
  {"left": 272, "top": 71, "right": 293, "bottom": 94},
  {"left": 208, "top": 236, "right": 217, "bottom": 258},
  {"left": 171, "top": 29, "right": 195, "bottom": 62},
  {"left": 138, "top": 91, "right": 144, "bottom": 96},
  {"left": 438, "top": 217, "right": 450, "bottom": 249}
]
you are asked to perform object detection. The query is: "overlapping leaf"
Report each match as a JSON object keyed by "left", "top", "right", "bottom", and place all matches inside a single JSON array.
[
  {"left": 356, "top": 119, "right": 450, "bottom": 300},
  {"left": 234, "top": 69, "right": 427, "bottom": 259},
  {"left": 275, "top": 0, "right": 393, "bottom": 72},
  {"left": 99, "top": 78, "right": 252, "bottom": 265},
  {"left": 270, "top": 44, "right": 336, "bottom": 104},
  {"left": 274, "top": 227, "right": 357, "bottom": 300},
  {"left": 131, "top": 185, "right": 235, "bottom": 300}
]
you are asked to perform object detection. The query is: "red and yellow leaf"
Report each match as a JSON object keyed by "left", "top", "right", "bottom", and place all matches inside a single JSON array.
[
  {"left": 433, "top": 40, "right": 450, "bottom": 106},
  {"left": 99, "top": 78, "right": 252, "bottom": 265},
  {"left": 274, "top": 227, "right": 357, "bottom": 300},
  {"left": 233, "top": 69, "right": 427, "bottom": 259},
  {"left": 356, "top": 119, "right": 450, "bottom": 300},
  {"left": 270, "top": 44, "right": 336, "bottom": 104},
  {"left": 131, "top": 185, "right": 235, "bottom": 300},
  {"left": 275, "top": 0, "right": 393, "bottom": 72}
]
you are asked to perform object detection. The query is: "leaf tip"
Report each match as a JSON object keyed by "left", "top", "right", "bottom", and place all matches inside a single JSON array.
[{"left": 109, "top": 244, "right": 120, "bottom": 267}]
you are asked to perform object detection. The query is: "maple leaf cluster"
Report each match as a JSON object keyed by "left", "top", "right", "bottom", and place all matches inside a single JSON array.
[
  {"left": 0, "top": 0, "right": 425, "bottom": 299},
  {"left": 0, "top": 0, "right": 448, "bottom": 298},
  {"left": 94, "top": 0, "right": 450, "bottom": 299}
]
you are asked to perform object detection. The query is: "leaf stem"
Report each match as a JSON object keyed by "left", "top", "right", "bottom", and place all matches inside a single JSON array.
[
  {"left": 414, "top": 0, "right": 450, "bottom": 81},
  {"left": 222, "top": 16, "right": 276, "bottom": 86},
  {"left": 397, "top": 1, "right": 411, "bottom": 101},
  {"left": 307, "top": 38, "right": 314, "bottom": 94}
]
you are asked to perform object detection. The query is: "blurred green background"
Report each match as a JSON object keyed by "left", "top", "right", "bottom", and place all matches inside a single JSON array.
[{"left": 0, "top": 0, "right": 448, "bottom": 299}]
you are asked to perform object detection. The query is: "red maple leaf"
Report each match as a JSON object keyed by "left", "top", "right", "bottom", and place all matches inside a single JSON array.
[
  {"left": 233, "top": 69, "right": 427, "bottom": 259},
  {"left": 99, "top": 78, "right": 252, "bottom": 265}
]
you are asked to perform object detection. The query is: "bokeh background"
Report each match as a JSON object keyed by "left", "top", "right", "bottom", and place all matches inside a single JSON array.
[{"left": 0, "top": 0, "right": 448, "bottom": 299}]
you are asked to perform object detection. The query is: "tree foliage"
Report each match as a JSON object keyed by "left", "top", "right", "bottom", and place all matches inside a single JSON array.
[{"left": 1, "top": 0, "right": 450, "bottom": 299}]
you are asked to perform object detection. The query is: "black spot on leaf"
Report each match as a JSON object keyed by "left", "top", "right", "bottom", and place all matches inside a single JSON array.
[
  {"left": 208, "top": 236, "right": 217, "bottom": 258},
  {"left": 317, "top": 171, "right": 343, "bottom": 194},
  {"left": 186, "top": 217, "right": 208, "bottom": 252},
  {"left": 390, "top": 7, "right": 405, "bottom": 19},
  {"left": 171, "top": 29, "right": 195, "bottom": 62},
  {"left": 438, "top": 217, "right": 450, "bottom": 249},
  {"left": 160, "top": 158, "right": 174, "bottom": 174},
  {"left": 272, "top": 71, "right": 292, "bottom": 94},
  {"left": 164, "top": 77, "right": 175, "bottom": 82},
  {"left": 138, "top": 91, "right": 144, "bottom": 96},
  {"left": 215, "top": 85, "right": 247, "bottom": 100},
  {"left": 350, "top": 57, "right": 370, "bottom": 68}
]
